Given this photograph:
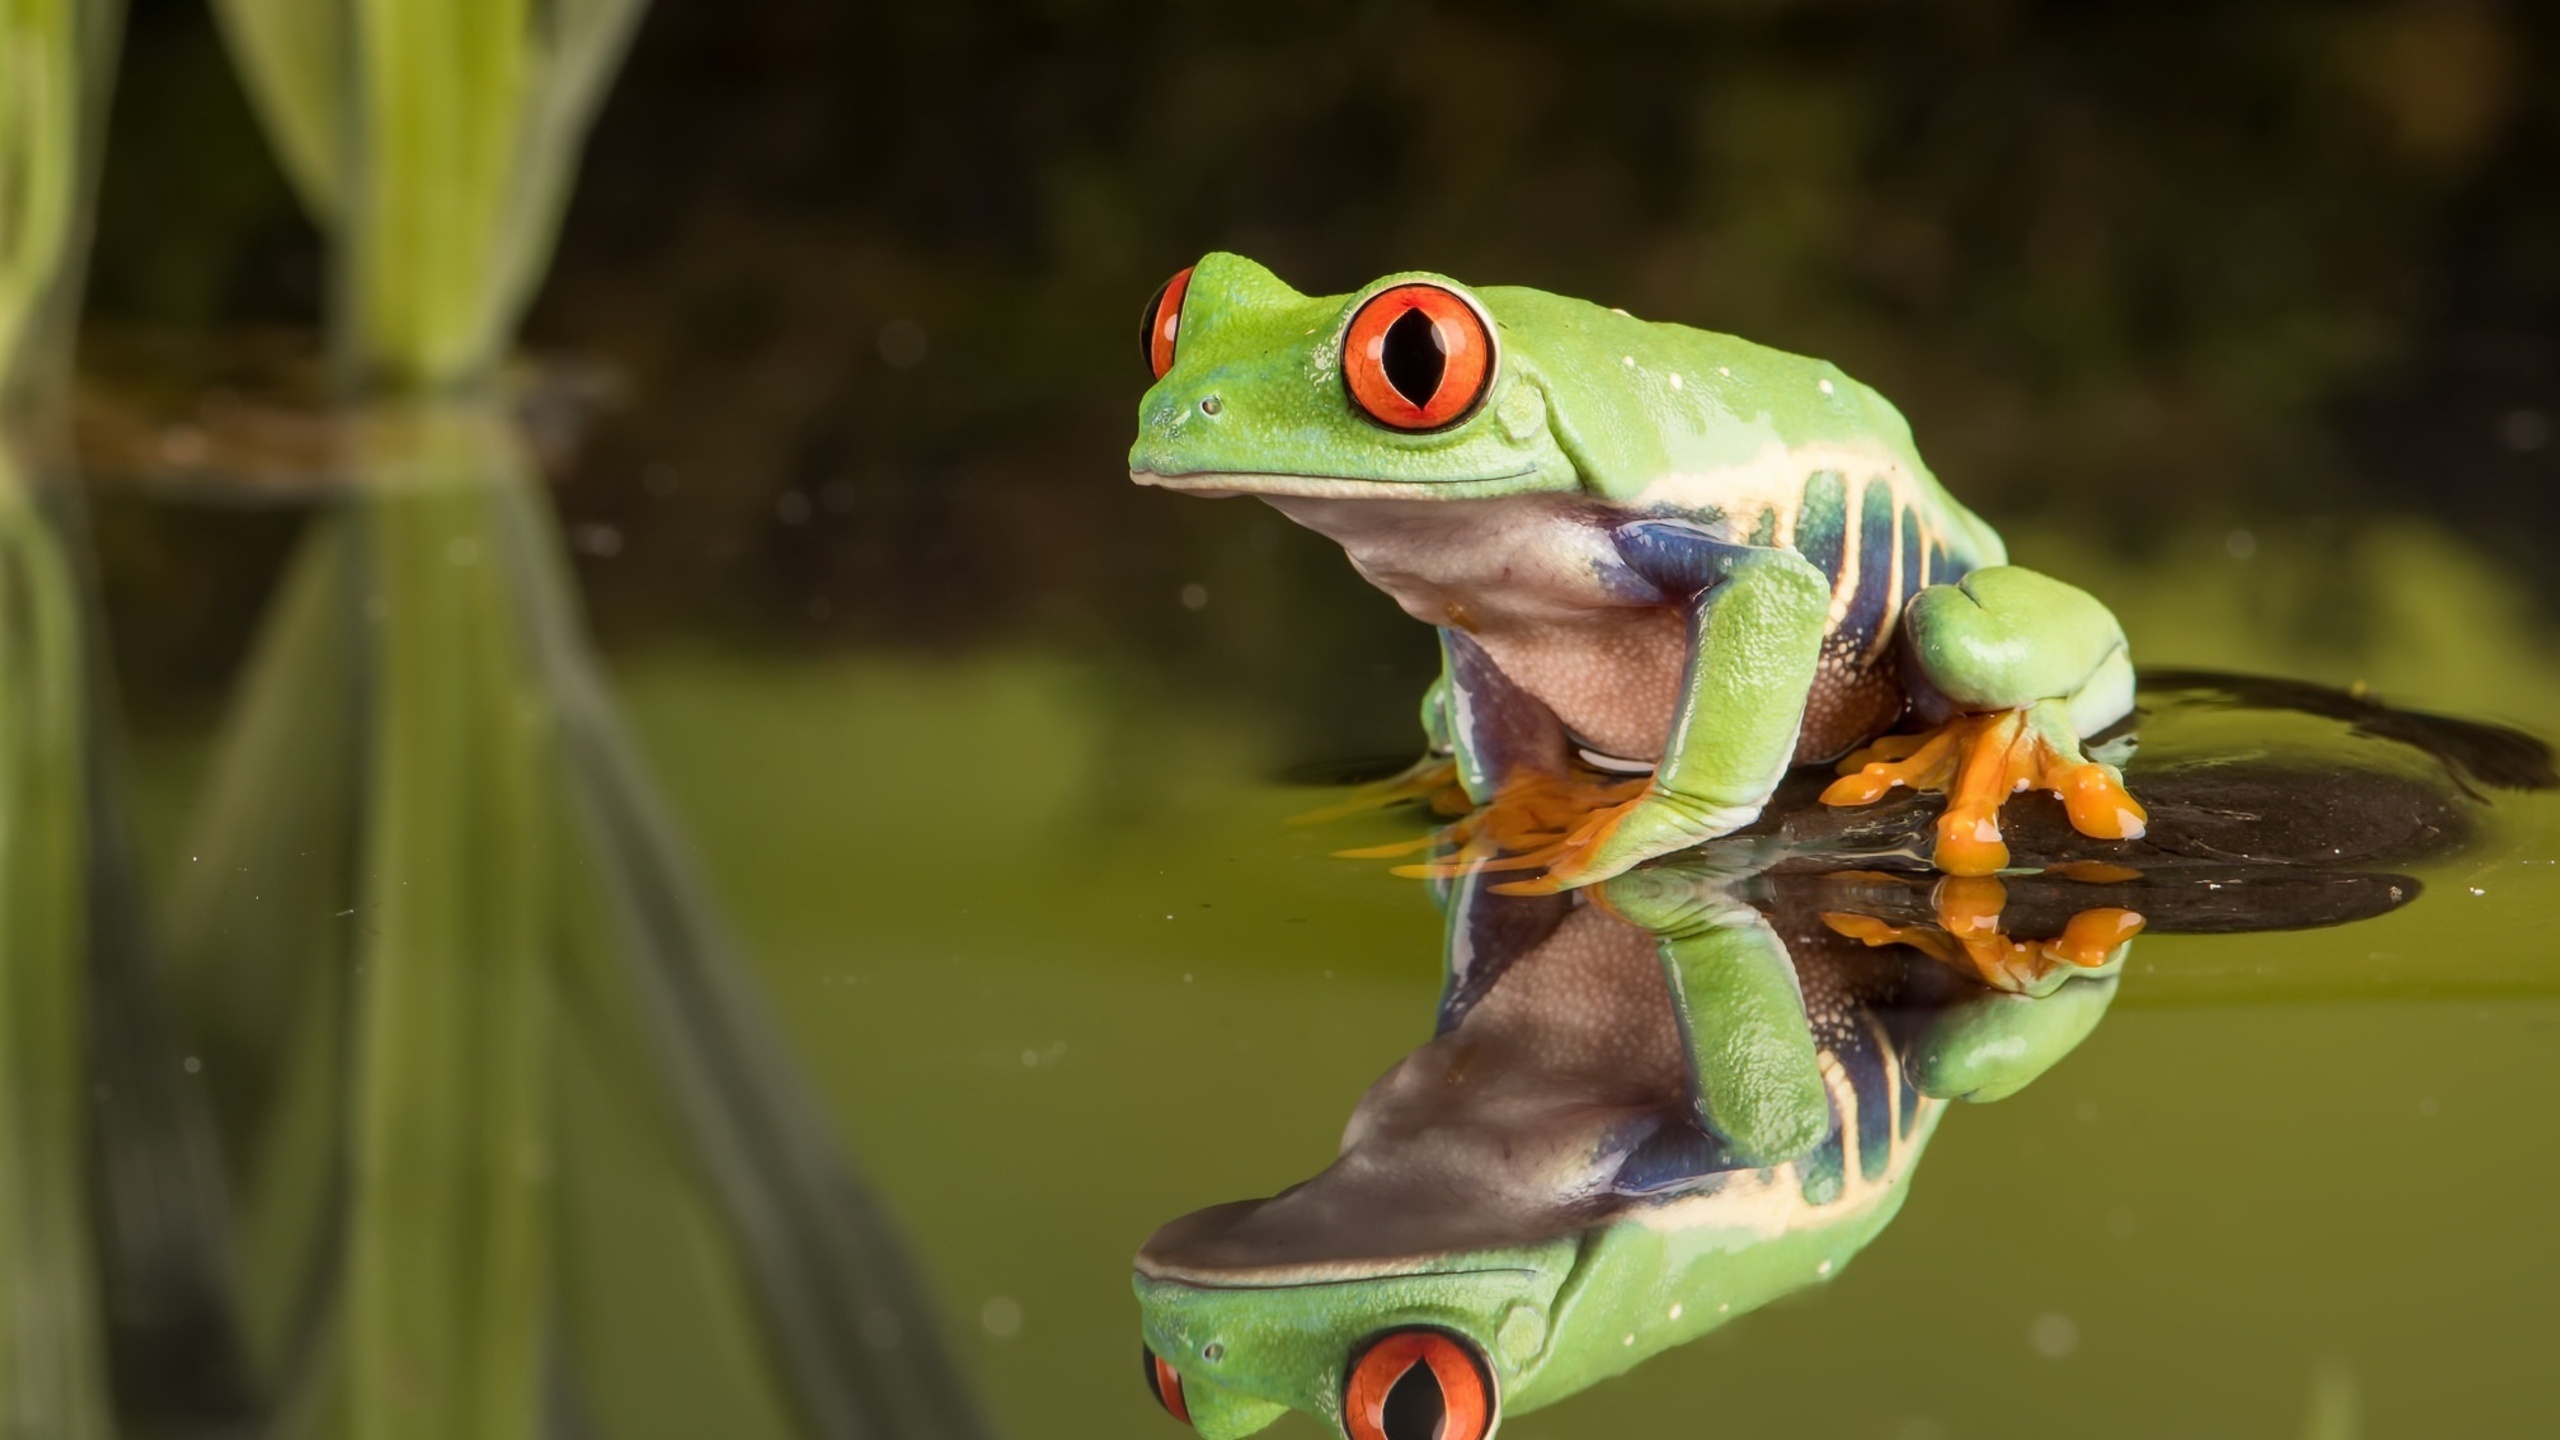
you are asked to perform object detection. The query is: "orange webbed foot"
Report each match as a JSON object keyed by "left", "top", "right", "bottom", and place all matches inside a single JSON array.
[
  {"left": 1822, "top": 709, "right": 2147, "bottom": 875},
  {"left": 1355, "top": 772, "right": 1650, "bottom": 883}
]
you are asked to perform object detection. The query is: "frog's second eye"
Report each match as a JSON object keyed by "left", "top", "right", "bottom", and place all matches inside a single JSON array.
[
  {"left": 1142, "top": 266, "right": 1195, "bottom": 380},
  {"left": 1142, "top": 1346, "right": 1193, "bottom": 1426},
  {"left": 1343, "top": 284, "right": 1496, "bottom": 432},
  {"left": 1343, "top": 1328, "right": 1495, "bottom": 1440}
]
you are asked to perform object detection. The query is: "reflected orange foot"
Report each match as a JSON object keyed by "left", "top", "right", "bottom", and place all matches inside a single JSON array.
[
  {"left": 1821, "top": 710, "right": 2147, "bottom": 876},
  {"left": 1287, "top": 758, "right": 1465, "bottom": 828},
  {"left": 1822, "top": 875, "right": 2144, "bottom": 993}
]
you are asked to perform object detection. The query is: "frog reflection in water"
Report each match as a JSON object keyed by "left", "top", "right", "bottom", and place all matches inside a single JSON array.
[
  {"left": 1132, "top": 862, "right": 2134, "bottom": 1440},
  {"left": 1130, "top": 255, "right": 2145, "bottom": 887}
]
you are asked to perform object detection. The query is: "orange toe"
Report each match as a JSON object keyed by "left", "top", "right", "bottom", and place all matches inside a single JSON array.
[{"left": 2050, "top": 762, "right": 2148, "bottom": 841}]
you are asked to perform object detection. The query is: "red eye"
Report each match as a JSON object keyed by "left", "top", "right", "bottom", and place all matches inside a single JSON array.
[
  {"left": 1342, "top": 284, "right": 1496, "bottom": 431},
  {"left": 1142, "top": 266, "right": 1194, "bottom": 380},
  {"left": 1343, "top": 1329, "right": 1495, "bottom": 1440},
  {"left": 1142, "top": 1346, "right": 1192, "bottom": 1426}
]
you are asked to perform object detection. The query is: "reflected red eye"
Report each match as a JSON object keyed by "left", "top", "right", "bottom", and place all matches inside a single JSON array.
[
  {"left": 1142, "top": 266, "right": 1195, "bottom": 380},
  {"left": 1342, "top": 284, "right": 1496, "bottom": 431},
  {"left": 1343, "top": 1329, "right": 1495, "bottom": 1440},
  {"left": 1142, "top": 1346, "right": 1192, "bottom": 1425}
]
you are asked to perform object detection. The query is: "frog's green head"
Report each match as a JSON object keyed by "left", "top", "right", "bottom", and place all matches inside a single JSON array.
[
  {"left": 1130, "top": 252, "right": 1660, "bottom": 502},
  {"left": 1131, "top": 1200, "right": 1579, "bottom": 1440}
]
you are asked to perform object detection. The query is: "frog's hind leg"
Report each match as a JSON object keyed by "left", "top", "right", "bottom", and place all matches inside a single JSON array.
[
  {"left": 1436, "top": 627, "right": 1574, "bottom": 803},
  {"left": 1305, "top": 628, "right": 1593, "bottom": 855},
  {"left": 1822, "top": 566, "right": 2145, "bottom": 876}
]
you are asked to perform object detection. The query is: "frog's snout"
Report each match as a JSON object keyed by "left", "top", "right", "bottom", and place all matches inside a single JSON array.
[
  {"left": 1131, "top": 376, "right": 1231, "bottom": 481},
  {"left": 1137, "top": 378, "right": 1219, "bottom": 441}
]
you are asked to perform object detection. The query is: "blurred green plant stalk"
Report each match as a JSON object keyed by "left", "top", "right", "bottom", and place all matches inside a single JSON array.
[
  {"left": 197, "top": 0, "right": 642, "bottom": 1428},
  {"left": 175, "top": 414, "right": 994, "bottom": 1439},
  {"left": 0, "top": 0, "right": 77, "bottom": 399},
  {"left": 1, "top": 0, "right": 119, "bottom": 405},
  {"left": 164, "top": 417, "right": 555, "bottom": 1440},
  {"left": 345, "top": 410, "right": 550, "bottom": 1440},
  {"left": 0, "top": 435, "right": 110, "bottom": 1440},
  {"left": 211, "top": 0, "right": 645, "bottom": 388},
  {"left": 0, "top": 0, "right": 118, "bottom": 1434},
  {"left": 190, "top": 4, "right": 997, "bottom": 1435}
]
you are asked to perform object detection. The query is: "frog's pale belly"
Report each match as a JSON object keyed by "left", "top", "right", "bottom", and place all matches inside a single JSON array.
[
  {"left": 1268, "top": 494, "right": 1906, "bottom": 765},
  {"left": 1467, "top": 612, "right": 1687, "bottom": 762}
]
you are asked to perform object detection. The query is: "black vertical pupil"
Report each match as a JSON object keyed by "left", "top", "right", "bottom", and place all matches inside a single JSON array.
[
  {"left": 1379, "top": 1359, "right": 1447, "bottom": 1440},
  {"left": 1379, "top": 306, "right": 1447, "bottom": 407}
]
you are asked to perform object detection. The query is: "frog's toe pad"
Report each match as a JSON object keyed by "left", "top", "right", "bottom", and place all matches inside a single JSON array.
[{"left": 2053, "top": 762, "right": 2147, "bottom": 841}]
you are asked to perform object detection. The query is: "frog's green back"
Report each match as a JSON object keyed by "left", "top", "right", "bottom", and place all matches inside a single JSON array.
[
  {"left": 1505, "top": 1103, "right": 1945, "bottom": 1415},
  {"left": 1481, "top": 284, "right": 2004, "bottom": 566}
]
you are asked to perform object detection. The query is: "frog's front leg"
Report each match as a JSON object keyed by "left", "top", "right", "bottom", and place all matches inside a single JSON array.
[
  {"left": 1825, "top": 566, "right": 2147, "bottom": 876},
  {"left": 1598, "top": 871, "right": 1830, "bottom": 1163},
  {"left": 1525, "top": 526, "right": 1830, "bottom": 891}
]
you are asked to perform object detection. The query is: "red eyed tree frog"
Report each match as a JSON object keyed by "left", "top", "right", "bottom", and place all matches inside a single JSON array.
[
  {"left": 1132, "top": 860, "right": 2126, "bottom": 1439},
  {"left": 1130, "top": 255, "right": 2147, "bottom": 887}
]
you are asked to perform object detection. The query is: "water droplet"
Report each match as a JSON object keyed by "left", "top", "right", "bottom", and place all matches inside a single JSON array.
[{"left": 2030, "top": 1312, "right": 2079, "bottom": 1358}]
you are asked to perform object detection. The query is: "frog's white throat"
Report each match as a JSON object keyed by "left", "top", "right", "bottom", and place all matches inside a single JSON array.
[{"left": 1260, "top": 490, "right": 1691, "bottom": 764}]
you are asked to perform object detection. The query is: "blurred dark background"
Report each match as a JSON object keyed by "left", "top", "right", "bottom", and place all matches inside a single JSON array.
[{"left": 74, "top": 0, "right": 2560, "bottom": 746}]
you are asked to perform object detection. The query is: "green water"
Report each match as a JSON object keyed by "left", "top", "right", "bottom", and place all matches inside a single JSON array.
[{"left": 76, "top": 484, "right": 2549, "bottom": 1439}]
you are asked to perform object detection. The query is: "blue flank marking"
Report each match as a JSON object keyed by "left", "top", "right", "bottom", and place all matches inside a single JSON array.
[
  {"left": 1836, "top": 1018, "right": 1895, "bottom": 1182},
  {"left": 1841, "top": 480, "right": 1899, "bottom": 654},
  {"left": 1610, "top": 519, "right": 1761, "bottom": 598},
  {"left": 1611, "top": 1119, "right": 1742, "bottom": 1198}
]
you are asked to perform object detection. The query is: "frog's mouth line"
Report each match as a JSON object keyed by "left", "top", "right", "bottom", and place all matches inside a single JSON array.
[
  {"left": 1133, "top": 1261, "right": 1538, "bottom": 1292},
  {"left": 1131, "top": 467, "right": 1541, "bottom": 499}
]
